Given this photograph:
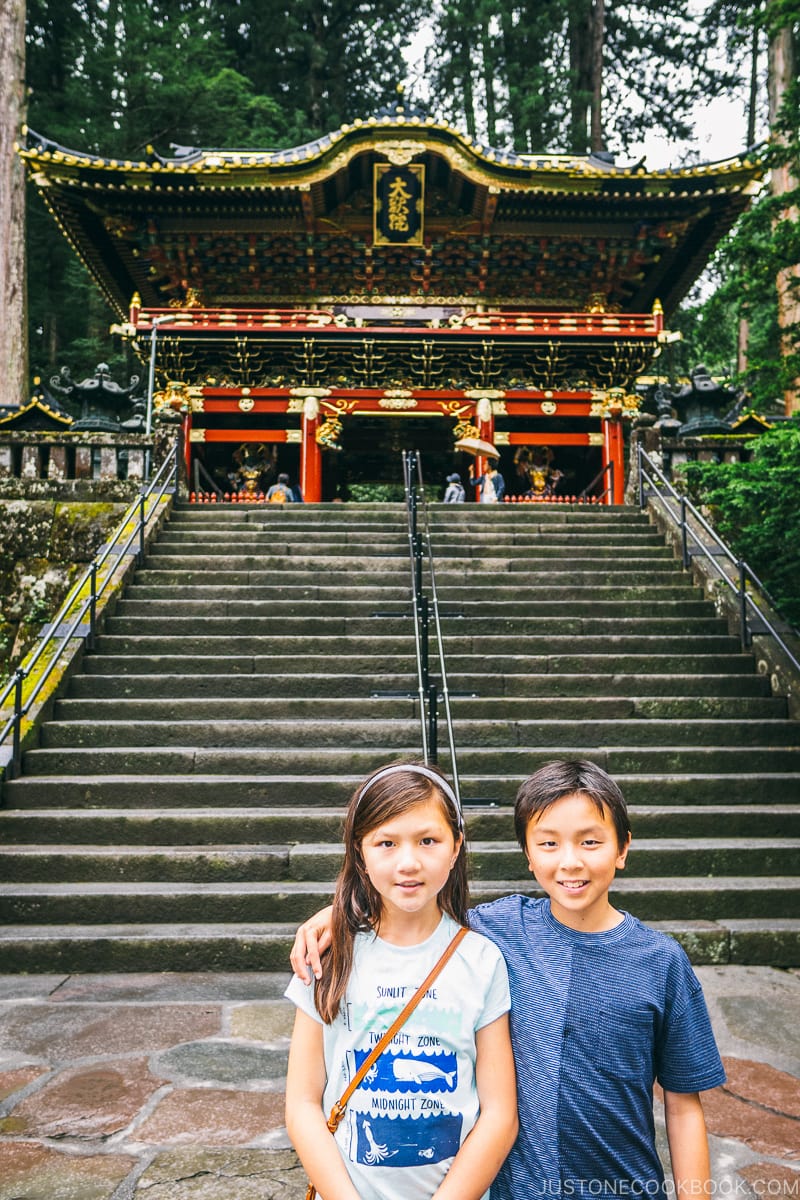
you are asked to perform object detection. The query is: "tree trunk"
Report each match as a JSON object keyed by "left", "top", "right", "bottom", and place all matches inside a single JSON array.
[
  {"left": 768, "top": 22, "right": 799, "bottom": 415},
  {"left": 0, "top": 0, "right": 27, "bottom": 408},
  {"left": 590, "top": 0, "right": 604, "bottom": 152}
]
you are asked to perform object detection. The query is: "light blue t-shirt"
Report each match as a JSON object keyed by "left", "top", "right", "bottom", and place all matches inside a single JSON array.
[
  {"left": 469, "top": 895, "right": 726, "bottom": 1200},
  {"left": 285, "top": 912, "right": 510, "bottom": 1200}
]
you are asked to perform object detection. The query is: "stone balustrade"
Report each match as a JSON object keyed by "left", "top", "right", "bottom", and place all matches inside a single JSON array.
[{"left": 0, "top": 430, "right": 179, "bottom": 500}]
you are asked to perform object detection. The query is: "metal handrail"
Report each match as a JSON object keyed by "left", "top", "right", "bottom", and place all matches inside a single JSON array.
[
  {"left": 578, "top": 460, "right": 614, "bottom": 503},
  {"left": 0, "top": 439, "right": 180, "bottom": 777},
  {"left": 637, "top": 444, "right": 800, "bottom": 670},
  {"left": 402, "top": 451, "right": 431, "bottom": 762},
  {"left": 402, "top": 451, "right": 461, "bottom": 808}
]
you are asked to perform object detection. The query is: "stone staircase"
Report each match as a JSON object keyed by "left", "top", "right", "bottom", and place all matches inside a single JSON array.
[{"left": 1, "top": 500, "right": 798, "bottom": 971}]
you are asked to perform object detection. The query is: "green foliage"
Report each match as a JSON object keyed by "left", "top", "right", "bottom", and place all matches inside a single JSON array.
[
  {"left": 24, "top": 0, "right": 417, "bottom": 380},
  {"left": 347, "top": 483, "right": 406, "bottom": 502},
  {"left": 679, "top": 419, "right": 800, "bottom": 626},
  {"left": 425, "top": 0, "right": 741, "bottom": 154}
]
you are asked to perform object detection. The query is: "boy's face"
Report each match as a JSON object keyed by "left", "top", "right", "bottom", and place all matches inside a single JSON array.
[{"left": 524, "top": 791, "right": 631, "bottom": 933}]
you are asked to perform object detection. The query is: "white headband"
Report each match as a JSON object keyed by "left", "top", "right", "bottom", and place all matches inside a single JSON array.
[{"left": 356, "top": 764, "right": 464, "bottom": 829}]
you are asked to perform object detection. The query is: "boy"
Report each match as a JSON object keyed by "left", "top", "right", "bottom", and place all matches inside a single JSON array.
[{"left": 291, "top": 759, "right": 725, "bottom": 1199}]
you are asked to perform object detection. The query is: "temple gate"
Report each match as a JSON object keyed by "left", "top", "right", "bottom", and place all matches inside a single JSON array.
[{"left": 19, "top": 112, "right": 762, "bottom": 500}]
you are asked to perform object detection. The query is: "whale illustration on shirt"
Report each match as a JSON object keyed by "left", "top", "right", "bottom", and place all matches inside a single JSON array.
[{"left": 391, "top": 1058, "right": 457, "bottom": 1086}]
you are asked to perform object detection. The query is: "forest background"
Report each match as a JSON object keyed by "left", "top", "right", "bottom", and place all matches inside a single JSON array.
[{"left": 6, "top": 0, "right": 800, "bottom": 623}]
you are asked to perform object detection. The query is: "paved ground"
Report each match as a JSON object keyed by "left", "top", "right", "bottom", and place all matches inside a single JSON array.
[{"left": 0, "top": 966, "right": 797, "bottom": 1199}]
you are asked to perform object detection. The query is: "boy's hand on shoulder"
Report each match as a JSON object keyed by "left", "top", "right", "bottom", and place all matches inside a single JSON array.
[{"left": 290, "top": 906, "right": 334, "bottom": 982}]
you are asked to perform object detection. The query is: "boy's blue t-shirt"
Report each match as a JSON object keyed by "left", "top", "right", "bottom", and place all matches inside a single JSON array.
[{"left": 468, "top": 895, "right": 726, "bottom": 1199}]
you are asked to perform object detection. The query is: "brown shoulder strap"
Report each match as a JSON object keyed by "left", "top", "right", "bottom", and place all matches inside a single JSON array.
[{"left": 325, "top": 924, "right": 469, "bottom": 1133}]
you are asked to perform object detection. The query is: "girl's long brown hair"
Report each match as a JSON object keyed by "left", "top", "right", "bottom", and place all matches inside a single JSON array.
[{"left": 315, "top": 760, "right": 469, "bottom": 1023}]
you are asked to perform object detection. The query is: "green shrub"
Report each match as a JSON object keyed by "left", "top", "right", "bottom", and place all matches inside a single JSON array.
[
  {"left": 347, "top": 483, "right": 406, "bottom": 503},
  {"left": 679, "top": 419, "right": 800, "bottom": 628}
]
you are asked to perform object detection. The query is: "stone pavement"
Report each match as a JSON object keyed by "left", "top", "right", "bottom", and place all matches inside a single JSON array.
[{"left": 0, "top": 966, "right": 797, "bottom": 1200}]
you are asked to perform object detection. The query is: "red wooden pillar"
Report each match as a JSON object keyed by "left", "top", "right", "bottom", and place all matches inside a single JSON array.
[
  {"left": 182, "top": 410, "right": 192, "bottom": 486},
  {"left": 474, "top": 403, "right": 495, "bottom": 501},
  {"left": 602, "top": 410, "right": 625, "bottom": 505},
  {"left": 301, "top": 410, "right": 322, "bottom": 502}
]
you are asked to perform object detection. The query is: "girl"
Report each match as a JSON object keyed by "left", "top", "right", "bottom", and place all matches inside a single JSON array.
[{"left": 284, "top": 761, "right": 518, "bottom": 1200}]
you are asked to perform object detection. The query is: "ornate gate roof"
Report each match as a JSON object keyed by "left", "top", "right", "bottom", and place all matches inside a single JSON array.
[{"left": 19, "top": 118, "right": 763, "bottom": 320}]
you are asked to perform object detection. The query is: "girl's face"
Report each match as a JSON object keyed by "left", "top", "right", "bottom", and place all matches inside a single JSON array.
[{"left": 360, "top": 796, "right": 462, "bottom": 941}]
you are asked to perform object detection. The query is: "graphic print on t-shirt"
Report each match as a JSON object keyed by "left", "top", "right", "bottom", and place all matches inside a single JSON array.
[{"left": 349, "top": 1045, "right": 463, "bottom": 1167}]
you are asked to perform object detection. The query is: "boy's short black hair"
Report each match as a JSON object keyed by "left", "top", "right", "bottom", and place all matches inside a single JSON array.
[{"left": 514, "top": 759, "right": 631, "bottom": 851}]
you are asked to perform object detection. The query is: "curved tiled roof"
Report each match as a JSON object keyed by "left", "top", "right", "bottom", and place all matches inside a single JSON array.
[{"left": 18, "top": 119, "right": 764, "bottom": 319}]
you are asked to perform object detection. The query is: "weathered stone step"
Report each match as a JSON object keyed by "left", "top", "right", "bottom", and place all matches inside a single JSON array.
[
  {"left": 101, "top": 611, "right": 726, "bottom": 637},
  {"left": 68, "top": 671, "right": 772, "bottom": 700},
  {"left": 133, "top": 560, "right": 684, "bottom": 586},
  {"left": 1, "top": 916, "right": 796, "bottom": 974},
  {"left": 151, "top": 530, "right": 667, "bottom": 553},
  {"left": 2, "top": 838, "right": 797, "bottom": 883},
  {"left": 6, "top": 772, "right": 799, "bottom": 808},
  {"left": 53, "top": 694, "right": 787, "bottom": 723},
  {"left": 38, "top": 717, "right": 800, "bottom": 751},
  {"left": 134, "top": 547, "right": 676, "bottom": 571},
  {"left": 78, "top": 651, "right": 759, "bottom": 677},
  {"left": 1, "top": 875, "right": 798, "bottom": 925},
  {"left": 4, "top": 805, "right": 799, "bottom": 845},
  {"left": 20, "top": 744, "right": 800, "bottom": 776},
  {"left": 91, "top": 633, "right": 743, "bottom": 656},
  {"left": 168, "top": 505, "right": 648, "bottom": 526},
  {"left": 2, "top": 916, "right": 796, "bottom": 972},
  {"left": 118, "top": 585, "right": 705, "bottom": 609}
]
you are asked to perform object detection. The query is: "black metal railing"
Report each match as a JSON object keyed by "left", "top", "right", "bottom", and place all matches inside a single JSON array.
[
  {"left": 637, "top": 444, "right": 800, "bottom": 669},
  {"left": 0, "top": 439, "right": 180, "bottom": 779},
  {"left": 578, "top": 460, "right": 615, "bottom": 504},
  {"left": 402, "top": 450, "right": 461, "bottom": 805}
]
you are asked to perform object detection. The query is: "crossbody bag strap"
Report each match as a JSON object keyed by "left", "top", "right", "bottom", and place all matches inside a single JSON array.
[{"left": 325, "top": 924, "right": 469, "bottom": 1133}]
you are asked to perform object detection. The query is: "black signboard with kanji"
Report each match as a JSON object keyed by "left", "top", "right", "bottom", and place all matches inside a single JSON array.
[{"left": 374, "top": 164, "right": 424, "bottom": 246}]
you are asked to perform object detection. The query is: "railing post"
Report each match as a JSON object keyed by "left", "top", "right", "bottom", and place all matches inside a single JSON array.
[
  {"left": 427, "top": 682, "right": 438, "bottom": 764},
  {"left": 738, "top": 560, "right": 750, "bottom": 648},
  {"left": 11, "top": 668, "right": 25, "bottom": 778},
  {"left": 420, "top": 596, "right": 429, "bottom": 690},
  {"left": 680, "top": 496, "right": 690, "bottom": 569},
  {"left": 138, "top": 491, "right": 147, "bottom": 564},
  {"left": 637, "top": 445, "right": 644, "bottom": 509},
  {"left": 88, "top": 562, "right": 97, "bottom": 650},
  {"left": 414, "top": 532, "right": 424, "bottom": 601}
]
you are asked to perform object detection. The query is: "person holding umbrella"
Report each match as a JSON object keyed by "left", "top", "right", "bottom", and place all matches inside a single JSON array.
[{"left": 470, "top": 458, "right": 505, "bottom": 503}]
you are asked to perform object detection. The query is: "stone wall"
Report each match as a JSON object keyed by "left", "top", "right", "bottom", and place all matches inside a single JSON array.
[{"left": 0, "top": 499, "right": 129, "bottom": 674}]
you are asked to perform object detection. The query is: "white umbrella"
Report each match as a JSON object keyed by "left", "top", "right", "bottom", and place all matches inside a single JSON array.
[{"left": 454, "top": 436, "right": 500, "bottom": 458}]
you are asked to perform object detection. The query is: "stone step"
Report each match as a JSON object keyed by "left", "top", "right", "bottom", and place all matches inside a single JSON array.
[
  {"left": 1, "top": 875, "right": 798, "bottom": 926},
  {"left": 6, "top": 773, "right": 800, "bottom": 809},
  {"left": 67, "top": 671, "right": 773, "bottom": 700},
  {"left": 100, "top": 612, "right": 727, "bottom": 637},
  {"left": 20, "top": 744, "right": 800, "bottom": 776},
  {"left": 118, "top": 585, "right": 705, "bottom": 609},
  {"left": 38, "top": 717, "right": 800, "bottom": 750},
  {"left": 53, "top": 695, "right": 788, "bottom": 722},
  {"left": 90, "top": 633, "right": 743, "bottom": 656},
  {"left": 133, "top": 547, "right": 676, "bottom": 571},
  {"left": 77, "top": 651, "right": 759, "bottom": 677},
  {"left": 0, "top": 916, "right": 796, "bottom": 972},
  {"left": 133, "top": 560, "right": 684, "bottom": 586},
  {"left": 3, "top": 805, "right": 799, "bottom": 845},
  {"left": 1, "top": 838, "right": 797, "bottom": 883},
  {"left": 150, "top": 530, "right": 668, "bottom": 553},
  {"left": 167, "top": 504, "right": 648, "bottom": 525}
]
